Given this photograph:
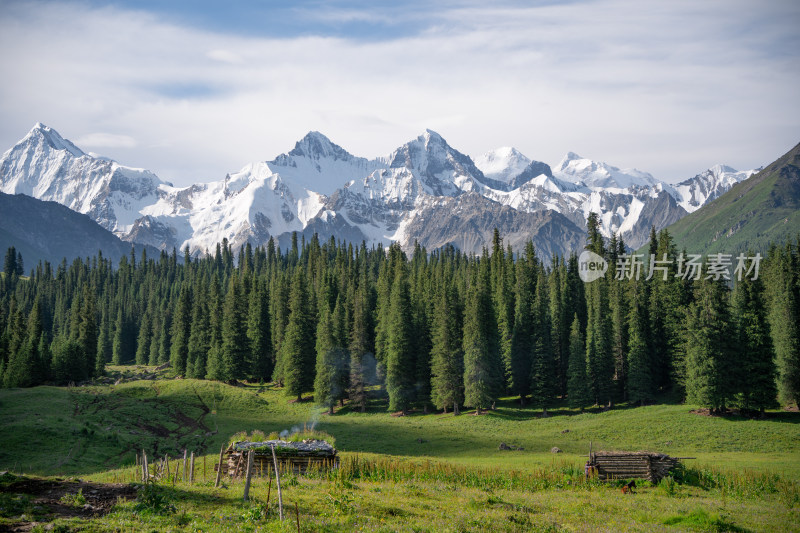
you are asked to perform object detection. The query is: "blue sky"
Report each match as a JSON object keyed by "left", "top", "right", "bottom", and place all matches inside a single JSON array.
[{"left": 0, "top": 0, "right": 798, "bottom": 186}]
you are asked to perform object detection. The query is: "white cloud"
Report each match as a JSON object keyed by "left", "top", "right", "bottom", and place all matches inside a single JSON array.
[
  {"left": 206, "top": 49, "right": 244, "bottom": 64},
  {"left": 0, "top": 0, "right": 797, "bottom": 186},
  {"left": 75, "top": 132, "right": 137, "bottom": 149}
]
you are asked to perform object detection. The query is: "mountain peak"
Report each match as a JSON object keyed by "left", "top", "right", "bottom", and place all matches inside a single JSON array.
[
  {"left": 23, "top": 123, "right": 85, "bottom": 158},
  {"left": 286, "top": 131, "right": 354, "bottom": 162},
  {"left": 709, "top": 163, "right": 737, "bottom": 176},
  {"left": 475, "top": 146, "right": 532, "bottom": 185}
]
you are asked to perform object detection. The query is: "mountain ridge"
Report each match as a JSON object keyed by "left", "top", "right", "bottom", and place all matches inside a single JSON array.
[
  {"left": 666, "top": 142, "right": 800, "bottom": 255},
  {"left": 0, "top": 123, "right": 761, "bottom": 258}
]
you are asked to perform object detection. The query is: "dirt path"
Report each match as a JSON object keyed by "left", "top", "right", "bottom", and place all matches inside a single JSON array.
[{"left": 0, "top": 474, "right": 137, "bottom": 532}]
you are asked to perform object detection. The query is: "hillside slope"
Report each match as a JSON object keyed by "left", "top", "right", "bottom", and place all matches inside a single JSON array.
[
  {"left": 667, "top": 142, "right": 800, "bottom": 254},
  {"left": 0, "top": 192, "right": 158, "bottom": 268}
]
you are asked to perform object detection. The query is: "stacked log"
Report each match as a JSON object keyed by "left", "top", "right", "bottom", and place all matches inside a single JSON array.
[
  {"left": 589, "top": 451, "right": 679, "bottom": 482},
  {"left": 216, "top": 439, "right": 339, "bottom": 477}
]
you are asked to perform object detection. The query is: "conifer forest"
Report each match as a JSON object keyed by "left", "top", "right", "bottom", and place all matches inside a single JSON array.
[{"left": 1, "top": 218, "right": 799, "bottom": 415}]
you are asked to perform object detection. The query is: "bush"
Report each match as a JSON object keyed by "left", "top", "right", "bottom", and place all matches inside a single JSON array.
[
  {"left": 133, "top": 484, "right": 176, "bottom": 515},
  {"left": 59, "top": 488, "right": 86, "bottom": 507}
]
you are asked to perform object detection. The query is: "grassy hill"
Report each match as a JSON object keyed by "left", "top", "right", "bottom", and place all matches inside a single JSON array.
[
  {"left": 666, "top": 142, "right": 800, "bottom": 255},
  {"left": 1, "top": 373, "right": 799, "bottom": 531}
]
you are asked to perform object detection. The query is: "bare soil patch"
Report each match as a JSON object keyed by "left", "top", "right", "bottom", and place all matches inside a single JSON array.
[{"left": 0, "top": 474, "right": 137, "bottom": 531}]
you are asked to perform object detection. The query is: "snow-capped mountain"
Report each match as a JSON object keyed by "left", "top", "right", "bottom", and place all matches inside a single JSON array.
[
  {"left": 673, "top": 164, "right": 758, "bottom": 213},
  {"left": 0, "top": 123, "right": 756, "bottom": 258},
  {"left": 0, "top": 123, "right": 168, "bottom": 235},
  {"left": 475, "top": 147, "right": 531, "bottom": 184},
  {"left": 554, "top": 151, "right": 664, "bottom": 190}
]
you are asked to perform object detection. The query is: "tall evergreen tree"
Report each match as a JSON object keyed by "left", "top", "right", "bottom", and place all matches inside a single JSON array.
[
  {"left": 566, "top": 314, "right": 591, "bottom": 410},
  {"left": 685, "top": 274, "right": 735, "bottom": 412},
  {"left": 77, "top": 288, "right": 98, "bottom": 378},
  {"left": 314, "top": 303, "right": 348, "bottom": 414},
  {"left": 530, "top": 265, "right": 556, "bottom": 416},
  {"left": 349, "top": 270, "right": 373, "bottom": 412},
  {"left": 733, "top": 267, "right": 778, "bottom": 413},
  {"left": 220, "top": 274, "right": 248, "bottom": 381},
  {"left": 430, "top": 276, "right": 464, "bottom": 414},
  {"left": 463, "top": 257, "right": 502, "bottom": 413},
  {"left": 170, "top": 286, "right": 192, "bottom": 376},
  {"left": 187, "top": 285, "right": 210, "bottom": 379},
  {"left": 765, "top": 243, "right": 800, "bottom": 407},
  {"left": 508, "top": 243, "right": 534, "bottom": 404},
  {"left": 386, "top": 267, "right": 416, "bottom": 414},
  {"left": 626, "top": 279, "right": 652, "bottom": 405},
  {"left": 584, "top": 213, "right": 614, "bottom": 406},
  {"left": 246, "top": 279, "right": 272, "bottom": 381},
  {"left": 281, "top": 268, "right": 315, "bottom": 400}
]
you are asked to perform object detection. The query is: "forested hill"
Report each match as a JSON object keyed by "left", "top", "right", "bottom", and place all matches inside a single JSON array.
[
  {"left": 0, "top": 191, "right": 159, "bottom": 268},
  {"left": 667, "top": 141, "right": 800, "bottom": 255},
  {"left": 1, "top": 224, "right": 798, "bottom": 414}
]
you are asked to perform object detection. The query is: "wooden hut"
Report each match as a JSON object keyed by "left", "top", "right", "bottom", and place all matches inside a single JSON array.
[
  {"left": 587, "top": 451, "right": 679, "bottom": 482},
  {"left": 218, "top": 439, "right": 338, "bottom": 477}
]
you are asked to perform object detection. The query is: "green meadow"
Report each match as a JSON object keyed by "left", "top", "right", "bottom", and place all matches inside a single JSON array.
[{"left": 1, "top": 368, "right": 798, "bottom": 531}]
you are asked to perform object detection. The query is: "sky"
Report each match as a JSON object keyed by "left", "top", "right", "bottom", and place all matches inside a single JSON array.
[{"left": 0, "top": 0, "right": 798, "bottom": 186}]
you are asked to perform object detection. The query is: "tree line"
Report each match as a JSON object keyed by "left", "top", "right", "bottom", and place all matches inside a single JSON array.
[{"left": 1, "top": 221, "right": 798, "bottom": 415}]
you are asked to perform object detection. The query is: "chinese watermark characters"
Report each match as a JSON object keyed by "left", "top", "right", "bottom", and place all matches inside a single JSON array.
[{"left": 611, "top": 253, "right": 761, "bottom": 281}]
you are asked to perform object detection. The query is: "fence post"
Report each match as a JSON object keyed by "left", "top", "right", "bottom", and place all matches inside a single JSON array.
[
  {"left": 242, "top": 450, "right": 254, "bottom": 502},
  {"left": 182, "top": 449, "right": 188, "bottom": 483},
  {"left": 271, "top": 444, "right": 284, "bottom": 521},
  {"left": 214, "top": 443, "right": 225, "bottom": 488}
]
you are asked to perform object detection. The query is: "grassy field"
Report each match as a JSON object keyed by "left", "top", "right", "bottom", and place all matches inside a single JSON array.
[{"left": 1, "top": 368, "right": 798, "bottom": 531}]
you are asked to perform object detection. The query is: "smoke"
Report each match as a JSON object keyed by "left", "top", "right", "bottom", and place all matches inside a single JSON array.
[{"left": 278, "top": 410, "right": 320, "bottom": 440}]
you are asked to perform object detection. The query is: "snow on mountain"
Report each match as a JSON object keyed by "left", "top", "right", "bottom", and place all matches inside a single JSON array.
[
  {"left": 554, "top": 151, "right": 664, "bottom": 190},
  {"left": 474, "top": 147, "right": 531, "bottom": 184},
  {"left": 0, "top": 123, "right": 169, "bottom": 234},
  {"left": 672, "top": 164, "right": 757, "bottom": 213},
  {"left": 267, "top": 131, "right": 380, "bottom": 196},
  {"left": 0, "top": 123, "right": 754, "bottom": 257}
]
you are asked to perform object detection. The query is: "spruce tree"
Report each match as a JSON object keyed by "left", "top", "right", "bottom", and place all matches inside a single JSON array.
[
  {"left": 77, "top": 289, "right": 98, "bottom": 378},
  {"left": 134, "top": 310, "right": 151, "bottom": 365},
  {"left": 430, "top": 276, "right": 464, "bottom": 414},
  {"left": 349, "top": 275, "right": 373, "bottom": 412},
  {"left": 463, "top": 257, "right": 502, "bottom": 414},
  {"left": 112, "top": 308, "right": 125, "bottom": 365},
  {"left": 566, "top": 314, "right": 591, "bottom": 410},
  {"left": 733, "top": 268, "right": 777, "bottom": 413},
  {"left": 626, "top": 279, "right": 652, "bottom": 405},
  {"left": 187, "top": 285, "right": 210, "bottom": 379},
  {"left": 584, "top": 213, "right": 614, "bottom": 406},
  {"left": 221, "top": 274, "right": 248, "bottom": 381},
  {"left": 246, "top": 279, "right": 272, "bottom": 381},
  {"left": 386, "top": 267, "right": 416, "bottom": 414},
  {"left": 530, "top": 265, "right": 556, "bottom": 416},
  {"left": 685, "top": 274, "right": 735, "bottom": 412},
  {"left": 281, "top": 268, "right": 315, "bottom": 400},
  {"left": 508, "top": 246, "right": 534, "bottom": 404},
  {"left": 765, "top": 243, "right": 800, "bottom": 407},
  {"left": 314, "top": 304, "right": 348, "bottom": 414},
  {"left": 170, "top": 286, "right": 192, "bottom": 376}
]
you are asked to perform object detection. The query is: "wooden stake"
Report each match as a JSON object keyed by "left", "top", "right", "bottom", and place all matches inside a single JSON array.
[
  {"left": 271, "top": 444, "right": 284, "bottom": 521},
  {"left": 164, "top": 455, "right": 170, "bottom": 479},
  {"left": 189, "top": 452, "right": 195, "bottom": 484},
  {"left": 182, "top": 449, "right": 188, "bottom": 483},
  {"left": 214, "top": 443, "right": 225, "bottom": 488},
  {"left": 295, "top": 501, "right": 300, "bottom": 532},
  {"left": 142, "top": 450, "right": 149, "bottom": 483},
  {"left": 203, "top": 455, "right": 207, "bottom": 482},
  {"left": 242, "top": 450, "right": 255, "bottom": 502},
  {"left": 266, "top": 475, "right": 272, "bottom": 509}
]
